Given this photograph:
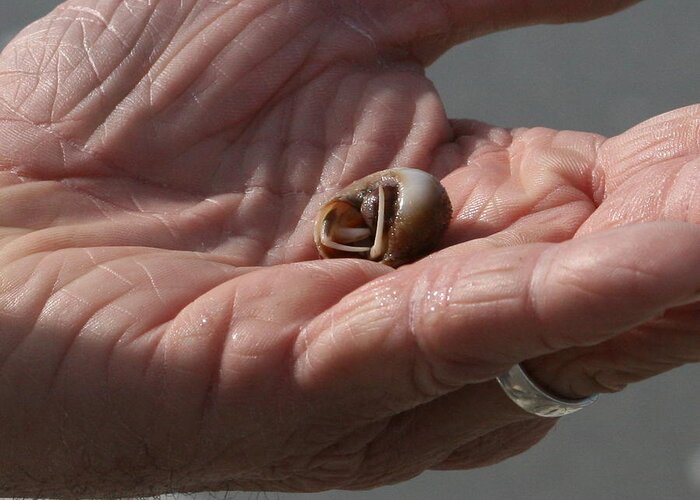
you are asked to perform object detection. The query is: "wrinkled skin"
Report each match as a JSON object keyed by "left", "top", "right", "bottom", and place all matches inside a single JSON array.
[{"left": 0, "top": 0, "right": 698, "bottom": 497}]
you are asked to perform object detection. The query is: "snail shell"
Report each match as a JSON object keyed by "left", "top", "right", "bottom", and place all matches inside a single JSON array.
[{"left": 314, "top": 168, "right": 452, "bottom": 267}]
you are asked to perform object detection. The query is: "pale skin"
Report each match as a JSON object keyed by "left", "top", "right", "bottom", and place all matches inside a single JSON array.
[{"left": 0, "top": 0, "right": 698, "bottom": 497}]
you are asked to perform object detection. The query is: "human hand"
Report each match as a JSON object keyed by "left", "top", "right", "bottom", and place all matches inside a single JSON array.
[{"left": 1, "top": 0, "right": 698, "bottom": 497}]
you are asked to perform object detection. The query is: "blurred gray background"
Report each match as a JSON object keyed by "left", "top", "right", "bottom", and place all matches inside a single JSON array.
[{"left": 1, "top": 1, "right": 698, "bottom": 499}]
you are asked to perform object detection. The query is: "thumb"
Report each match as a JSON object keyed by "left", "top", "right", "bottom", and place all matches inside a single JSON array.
[
  {"left": 294, "top": 222, "right": 700, "bottom": 417},
  {"left": 367, "top": 0, "right": 642, "bottom": 63}
]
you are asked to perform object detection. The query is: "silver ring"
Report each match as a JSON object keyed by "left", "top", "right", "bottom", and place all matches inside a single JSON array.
[{"left": 496, "top": 364, "right": 599, "bottom": 418}]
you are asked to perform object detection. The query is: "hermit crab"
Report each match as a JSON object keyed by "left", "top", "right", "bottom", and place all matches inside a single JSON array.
[{"left": 314, "top": 168, "right": 452, "bottom": 268}]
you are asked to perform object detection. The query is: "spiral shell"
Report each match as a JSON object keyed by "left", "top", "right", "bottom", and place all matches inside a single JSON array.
[{"left": 314, "top": 168, "right": 452, "bottom": 267}]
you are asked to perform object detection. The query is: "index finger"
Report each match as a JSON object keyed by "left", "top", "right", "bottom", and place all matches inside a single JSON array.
[{"left": 294, "top": 221, "right": 700, "bottom": 415}]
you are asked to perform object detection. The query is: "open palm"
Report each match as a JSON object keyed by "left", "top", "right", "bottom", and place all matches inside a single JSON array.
[{"left": 0, "top": 0, "right": 698, "bottom": 497}]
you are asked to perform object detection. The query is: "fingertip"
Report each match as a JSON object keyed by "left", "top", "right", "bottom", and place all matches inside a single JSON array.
[{"left": 531, "top": 221, "right": 700, "bottom": 343}]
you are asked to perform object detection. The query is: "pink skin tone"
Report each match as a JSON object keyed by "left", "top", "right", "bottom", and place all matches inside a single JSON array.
[{"left": 0, "top": 0, "right": 698, "bottom": 496}]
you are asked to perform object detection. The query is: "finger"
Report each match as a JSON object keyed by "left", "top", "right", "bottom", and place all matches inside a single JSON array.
[
  {"left": 579, "top": 105, "right": 700, "bottom": 234},
  {"left": 523, "top": 302, "right": 700, "bottom": 397},
  {"left": 437, "top": 122, "right": 602, "bottom": 246},
  {"left": 597, "top": 105, "right": 700, "bottom": 195},
  {"left": 294, "top": 221, "right": 700, "bottom": 418},
  {"left": 432, "top": 417, "right": 554, "bottom": 471},
  {"left": 335, "top": 382, "right": 554, "bottom": 488},
  {"left": 361, "top": 0, "right": 641, "bottom": 63}
]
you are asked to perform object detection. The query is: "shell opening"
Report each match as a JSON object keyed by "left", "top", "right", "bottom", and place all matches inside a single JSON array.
[{"left": 319, "top": 185, "right": 389, "bottom": 258}]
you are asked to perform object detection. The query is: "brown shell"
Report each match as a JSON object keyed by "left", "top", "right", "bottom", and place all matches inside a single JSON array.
[{"left": 314, "top": 168, "right": 452, "bottom": 267}]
